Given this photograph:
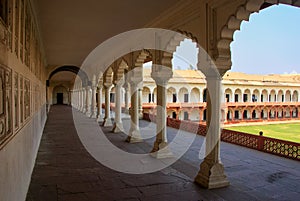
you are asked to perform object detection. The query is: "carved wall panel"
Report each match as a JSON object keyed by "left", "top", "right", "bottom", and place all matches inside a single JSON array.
[
  {"left": 24, "top": 78, "right": 30, "bottom": 119},
  {"left": 5, "top": 67, "right": 12, "bottom": 135},
  {"left": 0, "top": 65, "right": 12, "bottom": 145},
  {"left": 0, "top": 67, "right": 4, "bottom": 141},
  {"left": 14, "top": 0, "right": 20, "bottom": 57},
  {"left": 14, "top": 73, "right": 18, "bottom": 129},
  {"left": 20, "top": 75, "right": 23, "bottom": 123}
]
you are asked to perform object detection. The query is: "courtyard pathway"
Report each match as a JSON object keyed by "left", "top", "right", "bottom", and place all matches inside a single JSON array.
[{"left": 26, "top": 105, "right": 300, "bottom": 201}]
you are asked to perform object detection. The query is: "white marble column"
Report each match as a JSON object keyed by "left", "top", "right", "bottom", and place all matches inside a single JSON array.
[
  {"left": 138, "top": 88, "right": 143, "bottom": 118},
  {"left": 85, "top": 86, "right": 92, "bottom": 117},
  {"left": 72, "top": 89, "right": 78, "bottom": 110},
  {"left": 194, "top": 76, "right": 229, "bottom": 189},
  {"left": 150, "top": 70, "right": 173, "bottom": 158},
  {"left": 126, "top": 82, "right": 143, "bottom": 143},
  {"left": 112, "top": 82, "right": 124, "bottom": 133},
  {"left": 81, "top": 89, "right": 86, "bottom": 113},
  {"left": 102, "top": 84, "right": 113, "bottom": 126},
  {"left": 97, "top": 87, "right": 104, "bottom": 122},
  {"left": 90, "top": 86, "right": 97, "bottom": 118},
  {"left": 124, "top": 84, "right": 130, "bottom": 114},
  {"left": 78, "top": 90, "right": 81, "bottom": 110}
]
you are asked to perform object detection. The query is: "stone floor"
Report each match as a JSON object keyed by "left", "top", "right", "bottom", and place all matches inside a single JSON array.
[{"left": 26, "top": 105, "right": 300, "bottom": 201}]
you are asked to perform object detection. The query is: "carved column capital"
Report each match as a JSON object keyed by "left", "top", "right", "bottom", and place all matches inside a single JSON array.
[{"left": 151, "top": 68, "right": 173, "bottom": 86}]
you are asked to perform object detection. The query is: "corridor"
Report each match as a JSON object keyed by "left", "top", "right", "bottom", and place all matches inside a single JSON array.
[{"left": 25, "top": 105, "right": 300, "bottom": 201}]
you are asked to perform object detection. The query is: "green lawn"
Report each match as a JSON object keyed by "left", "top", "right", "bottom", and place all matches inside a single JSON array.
[{"left": 226, "top": 123, "right": 300, "bottom": 143}]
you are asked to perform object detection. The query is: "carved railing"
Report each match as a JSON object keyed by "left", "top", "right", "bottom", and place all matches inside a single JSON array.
[{"left": 143, "top": 113, "right": 300, "bottom": 161}]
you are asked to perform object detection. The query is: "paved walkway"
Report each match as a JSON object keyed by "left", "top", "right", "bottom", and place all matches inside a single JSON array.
[{"left": 26, "top": 105, "right": 300, "bottom": 201}]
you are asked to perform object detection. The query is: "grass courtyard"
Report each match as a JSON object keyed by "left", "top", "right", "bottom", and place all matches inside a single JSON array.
[{"left": 226, "top": 123, "right": 300, "bottom": 143}]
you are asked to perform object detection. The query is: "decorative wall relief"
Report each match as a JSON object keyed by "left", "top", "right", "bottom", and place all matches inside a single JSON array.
[
  {"left": 0, "top": 67, "right": 4, "bottom": 141},
  {"left": 5, "top": 68, "right": 12, "bottom": 135},
  {"left": 0, "top": 65, "right": 12, "bottom": 145},
  {"left": 20, "top": 75, "right": 23, "bottom": 123},
  {"left": 14, "top": 73, "right": 18, "bottom": 129},
  {"left": 14, "top": 0, "right": 19, "bottom": 57},
  {"left": 24, "top": 78, "right": 30, "bottom": 119},
  {"left": 35, "top": 84, "right": 39, "bottom": 112}
]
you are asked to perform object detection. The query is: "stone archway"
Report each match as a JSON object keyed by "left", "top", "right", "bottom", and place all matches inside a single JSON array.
[{"left": 216, "top": 0, "right": 300, "bottom": 71}]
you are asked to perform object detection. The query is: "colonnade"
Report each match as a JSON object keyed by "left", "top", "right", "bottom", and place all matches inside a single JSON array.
[{"left": 70, "top": 63, "right": 229, "bottom": 189}]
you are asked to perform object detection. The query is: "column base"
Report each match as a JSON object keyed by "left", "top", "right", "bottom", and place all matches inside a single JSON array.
[
  {"left": 85, "top": 111, "right": 92, "bottom": 117},
  {"left": 150, "top": 142, "right": 173, "bottom": 159},
  {"left": 112, "top": 122, "right": 124, "bottom": 133},
  {"left": 138, "top": 110, "right": 143, "bottom": 119},
  {"left": 90, "top": 109, "right": 98, "bottom": 118},
  {"left": 124, "top": 108, "right": 129, "bottom": 115},
  {"left": 102, "top": 118, "right": 113, "bottom": 127},
  {"left": 97, "top": 115, "right": 104, "bottom": 122},
  {"left": 126, "top": 129, "right": 143, "bottom": 143},
  {"left": 194, "top": 160, "right": 230, "bottom": 189},
  {"left": 90, "top": 114, "right": 97, "bottom": 118}
]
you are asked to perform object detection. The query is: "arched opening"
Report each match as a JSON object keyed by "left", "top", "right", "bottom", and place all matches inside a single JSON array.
[
  {"left": 252, "top": 89, "right": 260, "bottom": 102},
  {"left": 270, "top": 90, "right": 276, "bottom": 102},
  {"left": 261, "top": 90, "right": 268, "bottom": 102},
  {"left": 190, "top": 87, "right": 200, "bottom": 103},
  {"left": 234, "top": 89, "right": 242, "bottom": 102},
  {"left": 225, "top": 88, "right": 233, "bottom": 102},
  {"left": 142, "top": 87, "right": 151, "bottom": 103},
  {"left": 243, "top": 89, "right": 251, "bottom": 102},
  {"left": 167, "top": 87, "right": 177, "bottom": 103},
  {"left": 278, "top": 90, "right": 284, "bottom": 102},
  {"left": 285, "top": 90, "right": 291, "bottom": 102},
  {"left": 178, "top": 87, "right": 189, "bottom": 103},
  {"left": 52, "top": 85, "right": 69, "bottom": 105},
  {"left": 292, "top": 90, "right": 299, "bottom": 102}
]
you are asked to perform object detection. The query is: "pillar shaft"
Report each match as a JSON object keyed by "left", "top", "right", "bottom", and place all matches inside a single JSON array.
[
  {"left": 82, "top": 89, "right": 86, "bottom": 113},
  {"left": 102, "top": 85, "right": 113, "bottom": 126},
  {"left": 112, "top": 84, "right": 124, "bottom": 133},
  {"left": 124, "top": 85, "right": 130, "bottom": 114},
  {"left": 91, "top": 86, "right": 97, "bottom": 118},
  {"left": 85, "top": 86, "right": 92, "bottom": 116},
  {"left": 97, "top": 87, "right": 104, "bottom": 122},
  {"left": 126, "top": 82, "right": 142, "bottom": 143},
  {"left": 195, "top": 76, "right": 229, "bottom": 189},
  {"left": 150, "top": 68, "right": 173, "bottom": 158},
  {"left": 138, "top": 88, "right": 143, "bottom": 118}
]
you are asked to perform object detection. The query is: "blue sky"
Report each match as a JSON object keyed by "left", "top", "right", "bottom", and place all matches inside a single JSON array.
[
  {"left": 145, "top": 4, "right": 300, "bottom": 75},
  {"left": 230, "top": 4, "right": 300, "bottom": 75}
]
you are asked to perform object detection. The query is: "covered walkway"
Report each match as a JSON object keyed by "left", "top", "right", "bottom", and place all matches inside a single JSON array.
[{"left": 26, "top": 105, "right": 300, "bottom": 201}]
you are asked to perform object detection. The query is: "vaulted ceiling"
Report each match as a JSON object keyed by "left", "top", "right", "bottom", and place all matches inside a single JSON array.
[{"left": 33, "top": 0, "right": 181, "bottom": 67}]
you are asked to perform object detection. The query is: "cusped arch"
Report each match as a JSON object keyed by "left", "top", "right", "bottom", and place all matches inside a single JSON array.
[
  {"left": 163, "top": 30, "right": 199, "bottom": 68},
  {"left": 217, "top": 0, "right": 300, "bottom": 70}
]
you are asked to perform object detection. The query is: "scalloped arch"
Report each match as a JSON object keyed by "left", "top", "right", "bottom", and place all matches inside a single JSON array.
[
  {"left": 217, "top": 0, "right": 300, "bottom": 70},
  {"left": 162, "top": 29, "right": 199, "bottom": 68}
]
